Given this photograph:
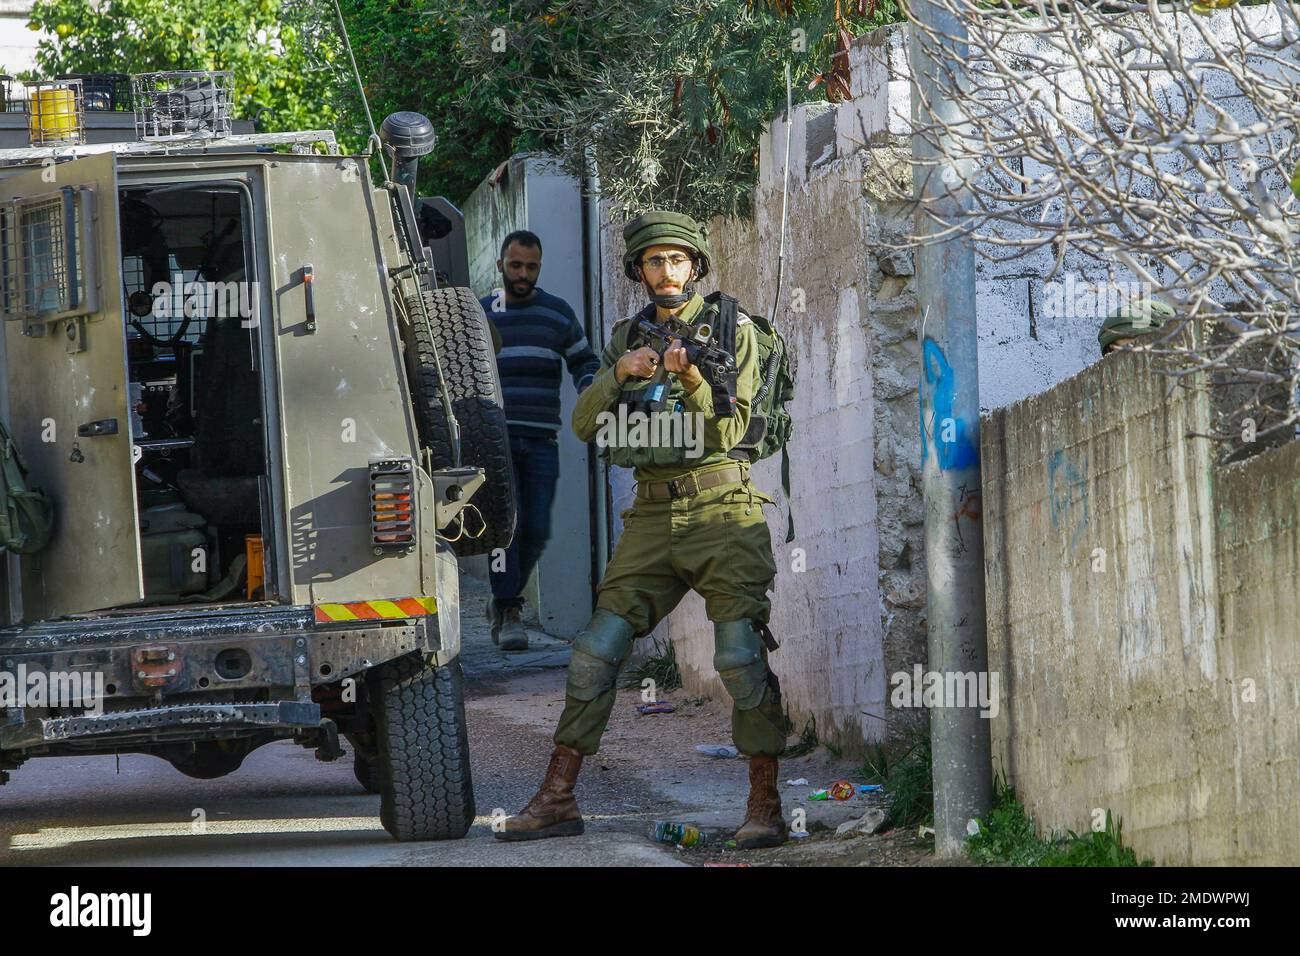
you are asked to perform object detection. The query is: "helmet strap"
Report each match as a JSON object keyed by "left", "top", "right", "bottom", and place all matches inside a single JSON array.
[
  {"left": 640, "top": 262, "right": 699, "bottom": 310},
  {"left": 651, "top": 290, "right": 693, "bottom": 308}
]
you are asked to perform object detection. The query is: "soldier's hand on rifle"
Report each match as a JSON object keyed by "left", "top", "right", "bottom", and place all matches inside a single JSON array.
[
  {"left": 615, "top": 346, "right": 662, "bottom": 384},
  {"left": 663, "top": 338, "right": 704, "bottom": 394}
]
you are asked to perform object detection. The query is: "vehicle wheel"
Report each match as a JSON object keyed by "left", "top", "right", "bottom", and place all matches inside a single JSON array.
[
  {"left": 167, "top": 740, "right": 250, "bottom": 780},
  {"left": 353, "top": 749, "right": 382, "bottom": 794},
  {"left": 370, "top": 653, "right": 475, "bottom": 841},
  {"left": 345, "top": 725, "right": 383, "bottom": 794},
  {"left": 401, "top": 286, "right": 515, "bottom": 557}
]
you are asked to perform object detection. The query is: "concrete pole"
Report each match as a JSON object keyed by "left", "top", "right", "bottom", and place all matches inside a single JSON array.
[{"left": 908, "top": 0, "right": 993, "bottom": 857}]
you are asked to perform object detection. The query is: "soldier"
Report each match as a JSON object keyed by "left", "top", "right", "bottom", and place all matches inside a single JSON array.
[
  {"left": 495, "top": 211, "right": 789, "bottom": 849},
  {"left": 1098, "top": 299, "right": 1174, "bottom": 356}
]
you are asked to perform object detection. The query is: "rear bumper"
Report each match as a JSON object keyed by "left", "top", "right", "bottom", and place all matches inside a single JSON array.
[
  {"left": 0, "top": 701, "right": 320, "bottom": 750},
  {"left": 0, "top": 605, "right": 446, "bottom": 752}
]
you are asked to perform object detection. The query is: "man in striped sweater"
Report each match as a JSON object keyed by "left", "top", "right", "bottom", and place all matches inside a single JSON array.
[{"left": 482, "top": 230, "right": 599, "bottom": 650}]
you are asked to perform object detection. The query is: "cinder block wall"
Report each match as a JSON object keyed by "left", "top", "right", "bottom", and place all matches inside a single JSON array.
[{"left": 983, "top": 352, "right": 1299, "bottom": 865}]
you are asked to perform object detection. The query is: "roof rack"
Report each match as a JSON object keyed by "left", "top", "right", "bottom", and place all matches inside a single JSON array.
[{"left": 0, "top": 129, "right": 340, "bottom": 164}]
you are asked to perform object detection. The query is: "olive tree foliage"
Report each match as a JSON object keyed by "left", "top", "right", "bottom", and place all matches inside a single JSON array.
[
  {"left": 881, "top": 0, "right": 1300, "bottom": 445},
  {"left": 455, "top": 0, "right": 902, "bottom": 222},
  {"left": 279, "top": 0, "right": 546, "bottom": 203},
  {"left": 278, "top": 0, "right": 890, "bottom": 212},
  {"left": 27, "top": 0, "right": 336, "bottom": 134}
]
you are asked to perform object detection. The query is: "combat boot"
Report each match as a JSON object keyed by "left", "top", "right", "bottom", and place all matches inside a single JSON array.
[
  {"left": 499, "top": 606, "right": 529, "bottom": 651},
  {"left": 734, "top": 754, "right": 786, "bottom": 849},
  {"left": 487, "top": 599, "right": 503, "bottom": 645},
  {"left": 495, "top": 744, "right": 585, "bottom": 841}
]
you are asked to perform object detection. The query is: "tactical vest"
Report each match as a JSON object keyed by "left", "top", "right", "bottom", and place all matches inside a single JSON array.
[
  {"left": 602, "top": 301, "right": 707, "bottom": 471},
  {"left": 602, "top": 293, "right": 796, "bottom": 541}
]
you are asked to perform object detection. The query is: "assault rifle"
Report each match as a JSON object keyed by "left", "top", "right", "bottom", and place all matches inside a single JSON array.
[{"left": 628, "top": 312, "right": 739, "bottom": 418}]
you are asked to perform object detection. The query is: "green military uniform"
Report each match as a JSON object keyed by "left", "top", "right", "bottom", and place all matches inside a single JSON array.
[
  {"left": 497, "top": 210, "right": 789, "bottom": 848},
  {"left": 552, "top": 225, "right": 786, "bottom": 759}
]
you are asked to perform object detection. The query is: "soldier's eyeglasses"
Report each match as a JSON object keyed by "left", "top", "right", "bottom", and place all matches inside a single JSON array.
[{"left": 642, "top": 254, "right": 694, "bottom": 271}]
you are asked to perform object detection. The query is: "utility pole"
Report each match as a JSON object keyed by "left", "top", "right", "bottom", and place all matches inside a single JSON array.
[{"left": 909, "top": 0, "right": 993, "bottom": 857}]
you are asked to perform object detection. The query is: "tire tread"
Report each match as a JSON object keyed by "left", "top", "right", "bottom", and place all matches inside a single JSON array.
[
  {"left": 372, "top": 654, "right": 475, "bottom": 841},
  {"left": 402, "top": 287, "right": 515, "bottom": 557}
]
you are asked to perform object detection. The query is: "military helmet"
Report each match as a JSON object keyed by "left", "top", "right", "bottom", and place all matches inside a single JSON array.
[
  {"left": 1098, "top": 299, "right": 1175, "bottom": 352},
  {"left": 622, "top": 210, "right": 711, "bottom": 281}
]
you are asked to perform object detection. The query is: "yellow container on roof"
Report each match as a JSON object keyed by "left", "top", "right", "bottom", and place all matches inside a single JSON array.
[{"left": 29, "top": 85, "right": 81, "bottom": 145}]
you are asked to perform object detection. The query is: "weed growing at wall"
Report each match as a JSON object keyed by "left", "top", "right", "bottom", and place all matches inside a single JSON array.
[
  {"left": 780, "top": 716, "right": 819, "bottom": 758},
  {"left": 619, "top": 638, "right": 682, "bottom": 692},
  {"left": 967, "top": 776, "right": 1153, "bottom": 867},
  {"left": 862, "top": 725, "right": 934, "bottom": 831}
]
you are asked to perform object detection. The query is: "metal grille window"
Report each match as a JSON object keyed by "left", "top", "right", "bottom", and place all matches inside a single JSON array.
[
  {"left": 122, "top": 254, "right": 207, "bottom": 345},
  {"left": 0, "top": 186, "right": 97, "bottom": 325},
  {"left": 0, "top": 206, "right": 12, "bottom": 315},
  {"left": 22, "top": 197, "right": 67, "bottom": 315}
]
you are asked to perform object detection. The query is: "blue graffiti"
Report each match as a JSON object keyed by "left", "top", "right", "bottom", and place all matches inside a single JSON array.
[
  {"left": 920, "top": 337, "right": 979, "bottom": 470},
  {"left": 1047, "top": 448, "right": 1089, "bottom": 549}
]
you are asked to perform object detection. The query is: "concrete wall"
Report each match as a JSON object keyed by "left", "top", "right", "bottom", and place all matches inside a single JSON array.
[
  {"left": 983, "top": 353, "right": 1299, "bottom": 865},
  {"left": 860, "top": 26, "right": 1107, "bottom": 413},
  {"left": 462, "top": 154, "right": 594, "bottom": 639}
]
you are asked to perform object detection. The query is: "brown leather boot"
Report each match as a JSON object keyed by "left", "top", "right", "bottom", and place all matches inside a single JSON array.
[
  {"left": 495, "top": 744, "right": 585, "bottom": 841},
  {"left": 734, "top": 754, "right": 786, "bottom": 849}
]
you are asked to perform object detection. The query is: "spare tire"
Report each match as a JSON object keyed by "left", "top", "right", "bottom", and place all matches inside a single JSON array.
[{"left": 401, "top": 286, "right": 515, "bottom": 556}]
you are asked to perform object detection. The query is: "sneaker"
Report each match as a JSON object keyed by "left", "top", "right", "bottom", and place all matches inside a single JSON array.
[{"left": 499, "top": 606, "right": 529, "bottom": 651}]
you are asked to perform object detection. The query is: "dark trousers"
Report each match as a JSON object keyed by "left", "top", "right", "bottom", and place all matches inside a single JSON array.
[{"left": 490, "top": 432, "right": 560, "bottom": 610}]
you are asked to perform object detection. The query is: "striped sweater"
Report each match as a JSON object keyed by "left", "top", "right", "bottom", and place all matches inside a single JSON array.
[{"left": 481, "top": 287, "right": 599, "bottom": 437}]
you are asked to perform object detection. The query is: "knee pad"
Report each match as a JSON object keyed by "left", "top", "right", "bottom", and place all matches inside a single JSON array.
[
  {"left": 713, "top": 619, "right": 770, "bottom": 711},
  {"left": 566, "top": 609, "right": 636, "bottom": 702}
]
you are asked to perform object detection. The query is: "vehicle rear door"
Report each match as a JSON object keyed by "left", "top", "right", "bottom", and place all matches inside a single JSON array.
[
  {"left": 0, "top": 152, "right": 142, "bottom": 619},
  {"left": 263, "top": 156, "right": 428, "bottom": 606}
]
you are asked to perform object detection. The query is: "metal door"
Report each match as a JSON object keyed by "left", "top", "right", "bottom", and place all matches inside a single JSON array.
[{"left": 1, "top": 152, "right": 140, "bottom": 619}]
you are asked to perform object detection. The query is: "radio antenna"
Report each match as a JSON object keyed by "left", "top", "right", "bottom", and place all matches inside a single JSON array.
[
  {"left": 326, "top": 0, "right": 390, "bottom": 183},
  {"left": 770, "top": 62, "right": 793, "bottom": 320}
]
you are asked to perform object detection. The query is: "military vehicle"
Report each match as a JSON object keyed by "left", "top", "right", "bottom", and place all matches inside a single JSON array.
[{"left": 0, "top": 71, "right": 513, "bottom": 841}]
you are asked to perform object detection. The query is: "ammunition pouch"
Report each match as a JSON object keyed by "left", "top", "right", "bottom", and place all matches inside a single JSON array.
[
  {"left": 603, "top": 371, "right": 693, "bottom": 470},
  {"left": 604, "top": 437, "right": 690, "bottom": 471},
  {"left": 566, "top": 609, "right": 636, "bottom": 702}
]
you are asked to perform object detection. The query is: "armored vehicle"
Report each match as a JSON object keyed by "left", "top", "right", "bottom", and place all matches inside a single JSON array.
[{"left": 0, "top": 73, "right": 513, "bottom": 841}]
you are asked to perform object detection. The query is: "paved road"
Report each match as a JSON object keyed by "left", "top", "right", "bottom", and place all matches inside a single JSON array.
[{"left": 0, "top": 575, "right": 686, "bottom": 867}]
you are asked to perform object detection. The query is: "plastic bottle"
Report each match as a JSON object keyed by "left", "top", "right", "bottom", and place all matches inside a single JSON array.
[{"left": 647, "top": 821, "right": 708, "bottom": 846}]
